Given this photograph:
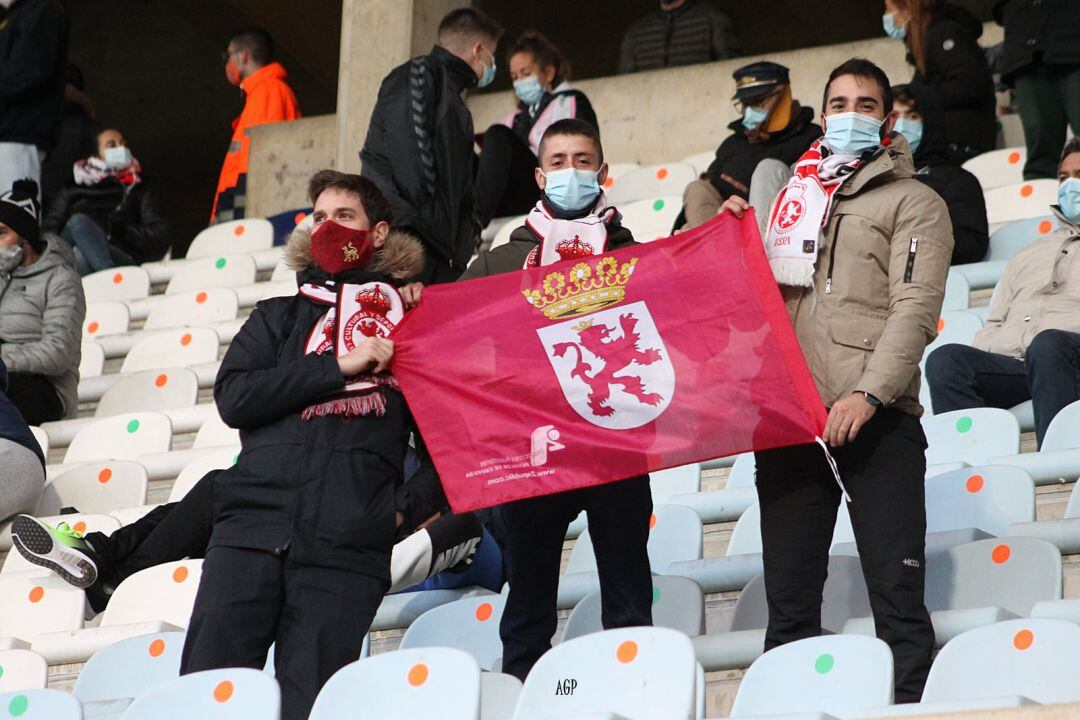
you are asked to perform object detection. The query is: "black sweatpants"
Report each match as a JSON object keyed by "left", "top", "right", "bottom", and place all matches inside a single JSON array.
[
  {"left": 181, "top": 546, "right": 387, "bottom": 720},
  {"left": 7, "top": 372, "right": 64, "bottom": 425},
  {"left": 755, "top": 409, "right": 934, "bottom": 703},
  {"left": 1014, "top": 62, "right": 1080, "bottom": 180},
  {"left": 474, "top": 124, "right": 541, "bottom": 228},
  {"left": 496, "top": 475, "right": 654, "bottom": 681}
]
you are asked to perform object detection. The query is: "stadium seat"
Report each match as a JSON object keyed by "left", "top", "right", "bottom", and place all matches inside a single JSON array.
[
  {"left": 600, "top": 162, "right": 642, "bottom": 193},
  {"left": 65, "top": 412, "right": 172, "bottom": 464},
  {"left": 169, "top": 446, "right": 239, "bottom": 502},
  {"left": 984, "top": 180, "right": 1059, "bottom": 226},
  {"left": 922, "top": 408, "right": 1020, "bottom": 466},
  {"left": 962, "top": 147, "right": 1026, "bottom": 190},
  {"left": 0, "top": 689, "right": 82, "bottom": 719},
  {"left": 98, "top": 368, "right": 199, "bottom": 418},
  {"left": 185, "top": 218, "right": 275, "bottom": 259},
  {"left": 667, "top": 452, "right": 759, "bottom": 524},
  {"left": 266, "top": 207, "right": 311, "bottom": 245},
  {"left": 28, "top": 427, "right": 47, "bottom": 458},
  {"left": 606, "top": 163, "right": 696, "bottom": 205},
  {"left": 372, "top": 588, "right": 495, "bottom": 632},
  {"left": 310, "top": 648, "right": 480, "bottom": 720},
  {"left": 0, "top": 575, "right": 84, "bottom": 648},
  {"left": 489, "top": 214, "right": 526, "bottom": 251},
  {"left": 82, "top": 301, "right": 130, "bottom": 341},
  {"left": 82, "top": 266, "right": 150, "bottom": 303},
  {"left": 679, "top": 150, "right": 714, "bottom": 176},
  {"left": 512, "top": 627, "right": 697, "bottom": 720},
  {"left": 986, "top": 214, "right": 1058, "bottom": 262},
  {"left": 121, "top": 667, "right": 279, "bottom": 720},
  {"left": 731, "top": 635, "right": 893, "bottom": 716},
  {"left": 270, "top": 261, "right": 297, "bottom": 284},
  {"left": 480, "top": 672, "right": 523, "bottom": 720},
  {"left": 73, "top": 631, "right": 184, "bottom": 702},
  {"left": 562, "top": 575, "right": 705, "bottom": 642},
  {"left": 987, "top": 400, "right": 1080, "bottom": 485},
  {"left": 919, "top": 310, "right": 985, "bottom": 414},
  {"left": 36, "top": 461, "right": 149, "bottom": 516},
  {"left": 193, "top": 410, "right": 240, "bottom": 448},
  {"left": 120, "top": 328, "right": 220, "bottom": 373},
  {"left": 941, "top": 269, "right": 971, "bottom": 311},
  {"left": 399, "top": 594, "right": 506, "bottom": 671},
  {"left": 164, "top": 254, "right": 257, "bottom": 295},
  {"left": 648, "top": 463, "right": 701, "bottom": 501},
  {"left": 144, "top": 288, "right": 240, "bottom": 330},
  {"left": 79, "top": 341, "right": 105, "bottom": 379},
  {"left": 667, "top": 500, "right": 764, "bottom": 594},
  {"left": 923, "top": 465, "right": 1035, "bottom": 541},
  {"left": 618, "top": 195, "right": 682, "bottom": 242},
  {"left": 1008, "top": 473, "right": 1080, "bottom": 553},
  {"left": 0, "top": 649, "right": 47, "bottom": 692}
]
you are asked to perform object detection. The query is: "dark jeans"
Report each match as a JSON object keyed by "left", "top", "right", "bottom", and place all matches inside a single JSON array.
[
  {"left": 497, "top": 475, "right": 654, "bottom": 681},
  {"left": 755, "top": 409, "right": 934, "bottom": 703},
  {"left": 925, "top": 330, "right": 1080, "bottom": 448},
  {"left": 6, "top": 372, "right": 63, "bottom": 425},
  {"left": 181, "top": 545, "right": 387, "bottom": 720},
  {"left": 59, "top": 213, "right": 134, "bottom": 276},
  {"left": 474, "top": 124, "right": 540, "bottom": 228},
  {"left": 1014, "top": 62, "right": 1080, "bottom": 180}
]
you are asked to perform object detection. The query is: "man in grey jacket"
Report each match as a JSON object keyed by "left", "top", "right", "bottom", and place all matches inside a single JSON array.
[{"left": 0, "top": 179, "right": 84, "bottom": 424}]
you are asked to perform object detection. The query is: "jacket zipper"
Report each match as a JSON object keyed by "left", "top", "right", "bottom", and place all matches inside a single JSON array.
[
  {"left": 904, "top": 237, "right": 918, "bottom": 283},
  {"left": 824, "top": 215, "right": 845, "bottom": 295}
]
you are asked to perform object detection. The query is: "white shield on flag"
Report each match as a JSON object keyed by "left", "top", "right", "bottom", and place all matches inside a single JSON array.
[{"left": 536, "top": 300, "right": 675, "bottom": 430}]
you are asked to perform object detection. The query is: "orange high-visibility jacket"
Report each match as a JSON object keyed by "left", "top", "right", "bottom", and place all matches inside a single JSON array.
[{"left": 211, "top": 62, "right": 301, "bottom": 221}]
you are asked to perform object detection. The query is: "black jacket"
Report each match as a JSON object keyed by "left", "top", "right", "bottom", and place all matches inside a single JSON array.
[
  {"left": 0, "top": 0, "right": 68, "bottom": 150},
  {"left": 908, "top": 5, "right": 997, "bottom": 161},
  {"left": 360, "top": 45, "right": 479, "bottom": 275},
  {"left": 618, "top": 0, "right": 740, "bottom": 74},
  {"left": 43, "top": 176, "right": 171, "bottom": 265},
  {"left": 41, "top": 100, "right": 96, "bottom": 207},
  {"left": 993, "top": 0, "right": 1080, "bottom": 83},
  {"left": 509, "top": 87, "right": 598, "bottom": 147},
  {"left": 0, "top": 359, "right": 44, "bottom": 467},
  {"left": 704, "top": 105, "right": 821, "bottom": 201}
]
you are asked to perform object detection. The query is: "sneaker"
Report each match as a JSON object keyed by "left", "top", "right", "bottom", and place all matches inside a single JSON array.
[{"left": 11, "top": 515, "right": 99, "bottom": 588}]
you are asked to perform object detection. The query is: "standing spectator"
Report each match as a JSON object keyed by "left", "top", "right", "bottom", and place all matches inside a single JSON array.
[
  {"left": 43, "top": 128, "right": 171, "bottom": 275},
  {"left": 993, "top": 0, "right": 1080, "bottom": 179},
  {"left": 0, "top": 0, "right": 68, "bottom": 197},
  {"left": 0, "top": 179, "right": 85, "bottom": 425},
  {"left": 41, "top": 63, "right": 96, "bottom": 207},
  {"left": 474, "top": 31, "right": 597, "bottom": 228},
  {"left": 926, "top": 139, "right": 1080, "bottom": 446},
  {"left": 211, "top": 28, "right": 301, "bottom": 223},
  {"left": 721, "top": 59, "right": 954, "bottom": 702},
  {"left": 619, "top": 0, "right": 740, "bottom": 74},
  {"left": 893, "top": 84, "right": 989, "bottom": 263},
  {"left": 0, "top": 359, "right": 45, "bottom": 526},
  {"left": 883, "top": 0, "right": 997, "bottom": 163},
  {"left": 361, "top": 8, "right": 503, "bottom": 284}
]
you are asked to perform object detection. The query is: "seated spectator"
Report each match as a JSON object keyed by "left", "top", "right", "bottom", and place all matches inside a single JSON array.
[
  {"left": 883, "top": 0, "right": 996, "bottom": 163},
  {"left": 681, "top": 62, "right": 821, "bottom": 230},
  {"left": 926, "top": 138, "right": 1080, "bottom": 447},
  {"left": 619, "top": 0, "right": 740, "bottom": 74},
  {"left": 43, "top": 128, "right": 171, "bottom": 275},
  {"left": 0, "top": 179, "right": 85, "bottom": 425},
  {"left": 893, "top": 84, "right": 989, "bottom": 264},
  {"left": 474, "top": 31, "right": 597, "bottom": 228},
  {"left": 0, "top": 359, "right": 45, "bottom": 527}
]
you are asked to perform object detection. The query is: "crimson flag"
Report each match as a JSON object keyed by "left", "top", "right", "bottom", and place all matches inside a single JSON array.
[{"left": 391, "top": 213, "right": 827, "bottom": 512}]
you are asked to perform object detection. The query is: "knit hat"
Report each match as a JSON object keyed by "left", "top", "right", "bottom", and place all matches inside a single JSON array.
[{"left": 0, "top": 179, "right": 42, "bottom": 252}]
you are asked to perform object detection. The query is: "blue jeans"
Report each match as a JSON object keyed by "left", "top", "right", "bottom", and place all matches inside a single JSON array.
[{"left": 60, "top": 213, "right": 134, "bottom": 276}]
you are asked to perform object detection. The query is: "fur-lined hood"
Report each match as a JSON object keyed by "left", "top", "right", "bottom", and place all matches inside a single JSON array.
[{"left": 284, "top": 226, "right": 426, "bottom": 280}]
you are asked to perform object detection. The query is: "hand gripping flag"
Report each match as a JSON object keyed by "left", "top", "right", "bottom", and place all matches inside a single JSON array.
[{"left": 391, "top": 213, "right": 827, "bottom": 512}]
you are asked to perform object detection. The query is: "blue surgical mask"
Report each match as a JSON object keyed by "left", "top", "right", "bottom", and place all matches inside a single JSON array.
[
  {"left": 894, "top": 117, "right": 923, "bottom": 155},
  {"left": 478, "top": 48, "right": 496, "bottom": 89},
  {"left": 883, "top": 13, "right": 907, "bottom": 40},
  {"left": 823, "top": 111, "right": 884, "bottom": 157},
  {"left": 542, "top": 168, "right": 601, "bottom": 213},
  {"left": 514, "top": 75, "right": 545, "bottom": 106},
  {"left": 743, "top": 104, "right": 769, "bottom": 131},
  {"left": 1058, "top": 178, "right": 1080, "bottom": 223},
  {"left": 104, "top": 145, "right": 132, "bottom": 168}
]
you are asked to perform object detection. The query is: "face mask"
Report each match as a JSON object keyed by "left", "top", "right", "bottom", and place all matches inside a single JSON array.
[
  {"left": 310, "top": 220, "right": 376, "bottom": 276},
  {"left": 1058, "top": 178, "right": 1080, "bottom": 223},
  {"left": 542, "top": 168, "right": 601, "bottom": 213},
  {"left": 743, "top": 104, "right": 769, "bottom": 131},
  {"left": 514, "top": 75, "right": 545, "bottom": 106},
  {"left": 477, "top": 48, "right": 496, "bottom": 89},
  {"left": 225, "top": 59, "right": 242, "bottom": 86},
  {"left": 0, "top": 244, "right": 23, "bottom": 273},
  {"left": 883, "top": 13, "right": 907, "bottom": 40},
  {"left": 824, "top": 111, "right": 884, "bottom": 157},
  {"left": 894, "top": 118, "right": 923, "bottom": 155},
  {"left": 104, "top": 146, "right": 133, "bottom": 169}
]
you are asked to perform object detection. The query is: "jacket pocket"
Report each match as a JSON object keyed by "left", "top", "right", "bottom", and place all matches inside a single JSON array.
[
  {"left": 822, "top": 318, "right": 886, "bottom": 403},
  {"left": 315, "top": 451, "right": 397, "bottom": 556}
]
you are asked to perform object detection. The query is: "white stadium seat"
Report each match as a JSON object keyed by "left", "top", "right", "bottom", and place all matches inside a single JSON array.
[
  {"left": 122, "top": 667, "right": 279, "bottom": 720},
  {"left": 922, "top": 408, "right": 1021, "bottom": 466},
  {"left": 164, "top": 254, "right": 257, "bottom": 295},
  {"left": 0, "top": 649, "right": 48, "bottom": 692},
  {"left": 399, "top": 595, "right": 506, "bottom": 671},
  {"left": 65, "top": 412, "right": 172, "bottom": 464},
  {"left": 36, "top": 461, "right": 149, "bottom": 517},
  {"left": 618, "top": 195, "right": 682, "bottom": 242},
  {"left": 606, "top": 163, "right": 696, "bottom": 205},
  {"left": 489, "top": 214, "right": 526, "bottom": 251},
  {"left": 983, "top": 179, "right": 1059, "bottom": 226},
  {"left": 169, "top": 447, "right": 239, "bottom": 502},
  {"left": 144, "top": 288, "right": 240, "bottom": 330},
  {"left": 79, "top": 341, "right": 105, "bottom": 379},
  {"left": 563, "top": 574, "right": 705, "bottom": 642},
  {"left": 185, "top": 218, "right": 274, "bottom": 258},
  {"left": 74, "top": 631, "right": 185, "bottom": 702},
  {"left": 599, "top": 162, "right": 642, "bottom": 194},
  {"left": 121, "top": 328, "right": 220, "bottom": 373},
  {"left": 0, "top": 575, "right": 84, "bottom": 648},
  {"left": 81, "top": 302, "right": 130, "bottom": 341},
  {"left": 679, "top": 150, "right": 714, "bottom": 176},
  {"left": 193, "top": 410, "right": 240, "bottom": 449},
  {"left": 0, "top": 689, "right": 82, "bottom": 718},
  {"left": 82, "top": 266, "right": 150, "bottom": 303},
  {"left": 962, "top": 147, "right": 1026, "bottom": 190}
]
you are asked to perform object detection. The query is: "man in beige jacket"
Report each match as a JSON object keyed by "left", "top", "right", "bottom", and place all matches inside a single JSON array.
[
  {"left": 721, "top": 58, "right": 954, "bottom": 703},
  {"left": 927, "top": 139, "right": 1080, "bottom": 447}
]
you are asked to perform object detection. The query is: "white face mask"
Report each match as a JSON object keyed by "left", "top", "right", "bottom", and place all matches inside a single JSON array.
[
  {"left": 0, "top": 244, "right": 23, "bottom": 273},
  {"left": 104, "top": 146, "right": 133, "bottom": 168}
]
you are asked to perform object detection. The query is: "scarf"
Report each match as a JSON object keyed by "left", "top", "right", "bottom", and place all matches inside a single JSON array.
[
  {"left": 299, "top": 279, "right": 404, "bottom": 420},
  {"left": 73, "top": 156, "right": 143, "bottom": 190},
  {"left": 522, "top": 193, "right": 618, "bottom": 268},
  {"left": 763, "top": 140, "right": 862, "bottom": 287}
]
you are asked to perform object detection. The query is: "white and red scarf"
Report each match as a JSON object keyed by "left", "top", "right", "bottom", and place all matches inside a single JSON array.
[
  {"left": 763, "top": 140, "right": 861, "bottom": 287},
  {"left": 522, "top": 193, "right": 618, "bottom": 269},
  {"left": 73, "top": 156, "right": 143, "bottom": 190},
  {"left": 299, "top": 279, "right": 405, "bottom": 420}
]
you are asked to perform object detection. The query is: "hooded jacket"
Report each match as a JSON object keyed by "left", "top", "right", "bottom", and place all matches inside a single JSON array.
[
  {"left": 209, "top": 228, "right": 440, "bottom": 576},
  {"left": 993, "top": 0, "right": 1080, "bottom": 83},
  {"left": 0, "top": 234, "right": 84, "bottom": 418},
  {"left": 0, "top": 0, "right": 68, "bottom": 151}
]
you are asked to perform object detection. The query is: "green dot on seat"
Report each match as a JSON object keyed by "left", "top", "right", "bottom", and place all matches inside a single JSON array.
[
  {"left": 126, "top": 419, "right": 140, "bottom": 433},
  {"left": 652, "top": 199, "right": 665, "bottom": 211},
  {"left": 215, "top": 257, "right": 227, "bottom": 269},
  {"left": 8, "top": 694, "right": 28, "bottom": 716},
  {"left": 0, "top": 665, "right": 4, "bottom": 680},
  {"left": 956, "top": 416, "right": 973, "bottom": 433},
  {"left": 814, "top": 653, "right": 834, "bottom": 674},
  {"left": 652, "top": 586, "right": 661, "bottom": 605}
]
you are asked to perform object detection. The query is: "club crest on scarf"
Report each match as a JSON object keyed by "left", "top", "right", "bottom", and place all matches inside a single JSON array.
[{"left": 524, "top": 256, "right": 675, "bottom": 430}]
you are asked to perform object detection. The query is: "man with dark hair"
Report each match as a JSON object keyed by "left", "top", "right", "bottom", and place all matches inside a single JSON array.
[
  {"left": 722, "top": 57, "right": 954, "bottom": 702},
  {"left": 619, "top": 0, "right": 740, "bottom": 74},
  {"left": 360, "top": 7, "right": 504, "bottom": 284},
  {"left": 211, "top": 27, "right": 300, "bottom": 223}
]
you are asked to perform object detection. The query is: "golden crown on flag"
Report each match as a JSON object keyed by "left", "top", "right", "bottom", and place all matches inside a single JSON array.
[{"left": 522, "top": 256, "right": 638, "bottom": 320}]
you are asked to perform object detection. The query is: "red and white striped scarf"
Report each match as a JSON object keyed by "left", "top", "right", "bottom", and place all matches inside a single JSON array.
[{"left": 522, "top": 193, "right": 617, "bottom": 269}]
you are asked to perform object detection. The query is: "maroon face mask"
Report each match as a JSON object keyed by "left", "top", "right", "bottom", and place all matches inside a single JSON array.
[{"left": 310, "top": 220, "right": 376, "bottom": 275}]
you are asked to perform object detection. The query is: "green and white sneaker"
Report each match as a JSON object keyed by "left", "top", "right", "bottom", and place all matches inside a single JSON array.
[{"left": 11, "top": 515, "right": 99, "bottom": 588}]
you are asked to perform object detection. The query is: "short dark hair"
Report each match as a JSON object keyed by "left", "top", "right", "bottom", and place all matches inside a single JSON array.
[
  {"left": 308, "top": 170, "right": 393, "bottom": 226},
  {"left": 823, "top": 58, "right": 893, "bottom": 115},
  {"left": 229, "top": 28, "right": 274, "bottom": 66},
  {"left": 437, "top": 8, "right": 504, "bottom": 48},
  {"left": 1061, "top": 137, "right": 1080, "bottom": 172},
  {"left": 892, "top": 84, "right": 917, "bottom": 111},
  {"left": 538, "top": 119, "right": 604, "bottom": 165},
  {"left": 509, "top": 30, "right": 570, "bottom": 83}
]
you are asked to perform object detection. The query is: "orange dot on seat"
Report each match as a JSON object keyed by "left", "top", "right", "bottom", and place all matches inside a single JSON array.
[
  {"left": 195, "top": 291, "right": 208, "bottom": 304},
  {"left": 1039, "top": 220, "right": 1053, "bottom": 234},
  {"left": 1020, "top": 184, "right": 1034, "bottom": 198},
  {"left": 603, "top": 177, "right": 614, "bottom": 188},
  {"left": 213, "top": 680, "right": 234, "bottom": 703},
  {"left": 87, "top": 321, "right": 100, "bottom": 335},
  {"left": 28, "top": 586, "right": 44, "bottom": 603},
  {"left": 616, "top": 640, "right": 638, "bottom": 664},
  {"left": 98, "top": 468, "right": 113, "bottom": 484},
  {"left": 966, "top": 474, "right": 984, "bottom": 493},
  {"left": 656, "top": 168, "right": 669, "bottom": 180},
  {"left": 407, "top": 663, "right": 429, "bottom": 687},
  {"left": 475, "top": 602, "right": 494, "bottom": 622},
  {"left": 172, "top": 566, "right": 189, "bottom": 583},
  {"left": 649, "top": 513, "right": 657, "bottom": 530},
  {"left": 992, "top": 544, "right": 1011, "bottom": 564},
  {"left": 1014, "top": 629, "right": 1034, "bottom": 650},
  {"left": 294, "top": 212, "right": 307, "bottom": 225},
  {"left": 155, "top": 374, "right": 168, "bottom": 388},
  {"left": 180, "top": 333, "right": 192, "bottom": 346},
  {"left": 233, "top": 225, "right": 246, "bottom": 236},
  {"left": 73, "top": 521, "right": 87, "bottom": 533},
  {"left": 937, "top": 317, "right": 945, "bottom": 333},
  {"left": 148, "top": 638, "right": 166, "bottom": 657},
  {"left": 1008, "top": 151, "right": 1021, "bottom": 165},
  {"left": 112, "top": 272, "right": 124, "bottom": 284}
]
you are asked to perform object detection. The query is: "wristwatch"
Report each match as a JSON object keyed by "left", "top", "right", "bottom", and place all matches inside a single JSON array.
[{"left": 860, "top": 391, "right": 882, "bottom": 407}]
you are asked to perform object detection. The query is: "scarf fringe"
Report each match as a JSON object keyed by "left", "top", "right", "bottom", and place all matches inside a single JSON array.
[
  {"left": 302, "top": 392, "right": 388, "bottom": 421},
  {"left": 768, "top": 257, "right": 817, "bottom": 288}
]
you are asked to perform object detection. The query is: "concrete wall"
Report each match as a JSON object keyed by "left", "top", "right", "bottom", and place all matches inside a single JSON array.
[{"left": 245, "top": 115, "right": 338, "bottom": 218}]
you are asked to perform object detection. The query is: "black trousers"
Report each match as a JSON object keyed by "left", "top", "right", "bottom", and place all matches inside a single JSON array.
[
  {"left": 496, "top": 475, "right": 654, "bottom": 681},
  {"left": 755, "top": 409, "right": 934, "bottom": 703},
  {"left": 181, "top": 546, "right": 387, "bottom": 720},
  {"left": 7, "top": 372, "right": 63, "bottom": 425},
  {"left": 474, "top": 124, "right": 540, "bottom": 228},
  {"left": 1014, "top": 62, "right": 1080, "bottom": 180}
]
